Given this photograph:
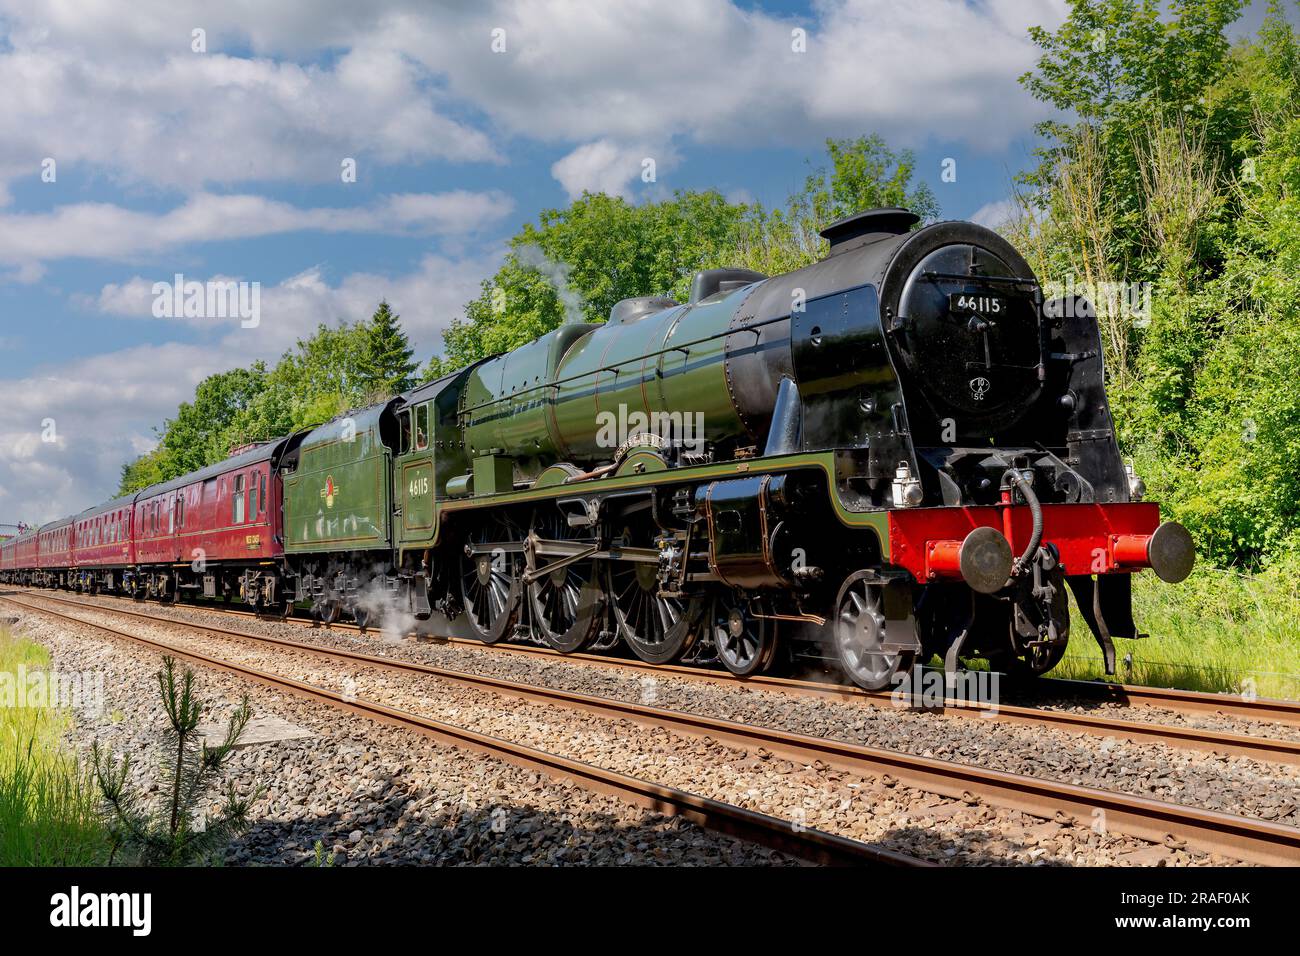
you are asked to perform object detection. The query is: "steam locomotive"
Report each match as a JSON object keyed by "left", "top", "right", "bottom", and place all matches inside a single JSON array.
[{"left": 1, "top": 208, "right": 1194, "bottom": 690}]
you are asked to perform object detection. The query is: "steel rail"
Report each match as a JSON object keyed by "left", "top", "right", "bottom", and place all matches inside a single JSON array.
[
  {"left": 15, "top": 588, "right": 1300, "bottom": 759},
  {"left": 0, "top": 594, "right": 924, "bottom": 868},
  {"left": 100, "top": 591, "right": 1300, "bottom": 725},
  {"left": 8, "top": 592, "right": 1299, "bottom": 866}
]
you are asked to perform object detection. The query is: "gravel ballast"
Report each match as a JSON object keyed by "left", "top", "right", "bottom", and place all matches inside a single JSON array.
[
  {"left": 8, "top": 597, "right": 1271, "bottom": 865},
  {"left": 13, "top": 610, "right": 793, "bottom": 866},
  {"left": 27, "top": 593, "right": 1298, "bottom": 825}
]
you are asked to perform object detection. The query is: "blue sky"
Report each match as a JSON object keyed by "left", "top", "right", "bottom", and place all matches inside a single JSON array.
[{"left": 0, "top": 0, "right": 1275, "bottom": 523}]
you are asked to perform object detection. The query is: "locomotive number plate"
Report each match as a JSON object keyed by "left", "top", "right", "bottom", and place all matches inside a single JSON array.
[{"left": 949, "top": 292, "right": 1011, "bottom": 316}]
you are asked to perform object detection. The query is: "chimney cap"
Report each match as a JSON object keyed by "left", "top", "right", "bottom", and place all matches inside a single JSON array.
[{"left": 819, "top": 207, "right": 919, "bottom": 255}]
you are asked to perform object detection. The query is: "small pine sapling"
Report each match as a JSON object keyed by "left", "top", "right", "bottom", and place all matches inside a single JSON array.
[{"left": 92, "top": 656, "right": 259, "bottom": 865}]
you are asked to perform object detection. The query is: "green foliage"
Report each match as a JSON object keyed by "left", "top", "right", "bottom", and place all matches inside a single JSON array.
[
  {"left": 118, "top": 316, "right": 383, "bottom": 496},
  {"left": 1020, "top": 0, "right": 1245, "bottom": 188},
  {"left": 726, "top": 134, "right": 938, "bottom": 277},
  {"left": 1050, "top": 562, "right": 1300, "bottom": 699},
  {"left": 0, "top": 629, "right": 109, "bottom": 865},
  {"left": 357, "top": 300, "right": 417, "bottom": 397},
  {"left": 159, "top": 365, "right": 269, "bottom": 477},
  {"left": 118, "top": 448, "right": 170, "bottom": 497},
  {"left": 431, "top": 135, "right": 937, "bottom": 372},
  {"left": 313, "top": 839, "right": 336, "bottom": 867},
  {"left": 437, "top": 190, "right": 753, "bottom": 369},
  {"left": 92, "top": 656, "right": 257, "bottom": 866},
  {"left": 1016, "top": 0, "right": 1300, "bottom": 569}
]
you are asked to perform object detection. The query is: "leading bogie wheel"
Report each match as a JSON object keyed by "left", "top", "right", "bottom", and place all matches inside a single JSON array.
[
  {"left": 834, "top": 572, "right": 914, "bottom": 691},
  {"left": 709, "top": 592, "right": 778, "bottom": 677},
  {"left": 317, "top": 600, "right": 341, "bottom": 626}
]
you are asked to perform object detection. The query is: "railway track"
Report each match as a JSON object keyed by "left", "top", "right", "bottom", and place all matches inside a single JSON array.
[
  {"left": 17, "top": 589, "right": 1300, "bottom": 764},
  {"left": 44, "top": 589, "right": 1300, "bottom": 725},
  {"left": 0, "top": 592, "right": 923, "bottom": 868},
  {"left": 6, "top": 590, "right": 1300, "bottom": 866}
]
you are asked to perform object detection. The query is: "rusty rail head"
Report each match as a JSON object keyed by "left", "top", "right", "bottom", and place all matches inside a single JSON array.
[
  {"left": 0, "top": 594, "right": 927, "bottom": 869},
  {"left": 7, "top": 592, "right": 1300, "bottom": 865},
  {"left": 23, "top": 589, "right": 1297, "bottom": 766}
]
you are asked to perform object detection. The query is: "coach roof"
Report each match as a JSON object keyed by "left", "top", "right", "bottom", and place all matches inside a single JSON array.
[{"left": 134, "top": 434, "right": 294, "bottom": 501}]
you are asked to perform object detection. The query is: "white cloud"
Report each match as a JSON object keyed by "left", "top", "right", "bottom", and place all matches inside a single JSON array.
[
  {"left": 0, "top": 190, "right": 513, "bottom": 268},
  {"left": 0, "top": 341, "right": 222, "bottom": 523},
  {"left": 0, "top": 43, "right": 498, "bottom": 191},
  {"left": 1, "top": 249, "right": 502, "bottom": 523},
  {"left": 0, "top": 1, "right": 1064, "bottom": 196},
  {"left": 970, "top": 198, "right": 1018, "bottom": 230},
  {"left": 550, "top": 140, "right": 678, "bottom": 200},
  {"left": 386, "top": 0, "right": 1064, "bottom": 152},
  {"left": 0, "top": 0, "right": 1074, "bottom": 524}
]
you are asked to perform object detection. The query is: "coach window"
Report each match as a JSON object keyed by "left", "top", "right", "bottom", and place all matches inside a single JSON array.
[
  {"left": 233, "top": 475, "right": 246, "bottom": 524},
  {"left": 259, "top": 473, "right": 267, "bottom": 515},
  {"left": 415, "top": 403, "right": 430, "bottom": 451},
  {"left": 249, "top": 473, "right": 258, "bottom": 518}
]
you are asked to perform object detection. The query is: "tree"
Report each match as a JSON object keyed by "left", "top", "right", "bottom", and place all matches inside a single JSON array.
[
  {"left": 436, "top": 190, "right": 752, "bottom": 371},
  {"left": 118, "top": 447, "right": 170, "bottom": 496},
  {"left": 426, "top": 134, "right": 937, "bottom": 373},
  {"left": 157, "top": 365, "right": 268, "bottom": 477},
  {"left": 92, "top": 657, "right": 257, "bottom": 865},
  {"left": 116, "top": 322, "right": 372, "bottom": 496},
  {"left": 357, "top": 300, "right": 417, "bottom": 398},
  {"left": 1019, "top": 0, "right": 1245, "bottom": 193},
  {"left": 1013, "top": 0, "right": 1300, "bottom": 567},
  {"left": 726, "top": 134, "right": 938, "bottom": 276}
]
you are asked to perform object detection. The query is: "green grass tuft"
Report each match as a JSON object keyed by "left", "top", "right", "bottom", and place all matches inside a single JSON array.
[
  {"left": 1052, "top": 564, "right": 1300, "bottom": 699},
  {"left": 0, "top": 628, "right": 110, "bottom": 866}
]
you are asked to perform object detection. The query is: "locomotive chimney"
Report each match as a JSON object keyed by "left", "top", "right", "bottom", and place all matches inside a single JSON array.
[{"left": 819, "top": 207, "right": 919, "bottom": 257}]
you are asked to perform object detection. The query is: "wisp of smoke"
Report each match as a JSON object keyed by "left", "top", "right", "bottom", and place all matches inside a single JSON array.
[
  {"left": 355, "top": 563, "right": 418, "bottom": 643},
  {"left": 513, "top": 243, "right": 585, "bottom": 325}
]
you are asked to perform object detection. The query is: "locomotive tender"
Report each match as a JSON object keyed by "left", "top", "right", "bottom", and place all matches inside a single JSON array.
[{"left": 1, "top": 208, "right": 1194, "bottom": 690}]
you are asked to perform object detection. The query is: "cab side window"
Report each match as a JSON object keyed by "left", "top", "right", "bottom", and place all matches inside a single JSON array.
[
  {"left": 415, "top": 403, "right": 430, "bottom": 451},
  {"left": 399, "top": 408, "right": 412, "bottom": 454}
]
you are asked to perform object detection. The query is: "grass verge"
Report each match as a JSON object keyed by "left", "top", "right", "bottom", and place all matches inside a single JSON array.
[
  {"left": 1052, "top": 565, "right": 1300, "bottom": 699},
  {"left": 0, "top": 626, "right": 109, "bottom": 865}
]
